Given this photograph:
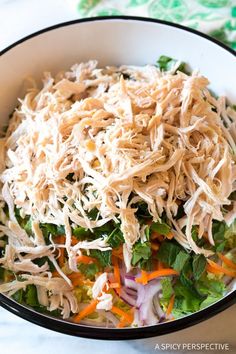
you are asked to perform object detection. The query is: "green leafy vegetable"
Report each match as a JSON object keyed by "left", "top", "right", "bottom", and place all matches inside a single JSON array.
[
  {"left": 77, "top": 263, "right": 99, "bottom": 280},
  {"left": 224, "top": 220, "right": 236, "bottom": 249},
  {"left": 172, "top": 251, "right": 190, "bottom": 272},
  {"left": 73, "top": 226, "right": 91, "bottom": 240},
  {"left": 161, "top": 277, "right": 174, "bottom": 301},
  {"left": 12, "top": 289, "right": 24, "bottom": 303},
  {"left": 151, "top": 221, "right": 171, "bottom": 235},
  {"left": 25, "top": 285, "right": 39, "bottom": 307},
  {"left": 173, "top": 280, "right": 201, "bottom": 314},
  {"left": 195, "top": 277, "right": 225, "bottom": 297},
  {"left": 200, "top": 294, "right": 222, "bottom": 310},
  {"left": 87, "top": 208, "right": 99, "bottom": 220},
  {"left": 40, "top": 223, "right": 65, "bottom": 244},
  {"left": 131, "top": 242, "right": 152, "bottom": 266},
  {"left": 192, "top": 254, "right": 207, "bottom": 280},
  {"left": 90, "top": 249, "right": 112, "bottom": 268},
  {"left": 156, "top": 241, "right": 181, "bottom": 266},
  {"left": 106, "top": 228, "right": 124, "bottom": 248},
  {"left": 156, "top": 55, "right": 187, "bottom": 74}
]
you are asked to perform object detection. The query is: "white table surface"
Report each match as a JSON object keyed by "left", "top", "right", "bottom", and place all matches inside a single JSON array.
[{"left": 0, "top": 1, "right": 235, "bottom": 353}]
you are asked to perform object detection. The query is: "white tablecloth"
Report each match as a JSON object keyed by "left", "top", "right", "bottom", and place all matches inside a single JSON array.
[{"left": 0, "top": 1, "right": 235, "bottom": 353}]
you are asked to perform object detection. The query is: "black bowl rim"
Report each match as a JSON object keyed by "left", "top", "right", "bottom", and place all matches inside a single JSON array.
[{"left": 0, "top": 15, "right": 235, "bottom": 340}]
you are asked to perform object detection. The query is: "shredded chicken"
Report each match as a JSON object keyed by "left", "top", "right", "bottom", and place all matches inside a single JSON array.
[{"left": 0, "top": 60, "right": 235, "bottom": 318}]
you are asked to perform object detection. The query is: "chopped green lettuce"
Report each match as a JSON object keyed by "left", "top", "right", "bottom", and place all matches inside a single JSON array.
[
  {"left": 77, "top": 263, "right": 99, "bottom": 280},
  {"left": 156, "top": 55, "right": 187, "bottom": 74},
  {"left": 131, "top": 241, "right": 152, "bottom": 266},
  {"left": 89, "top": 249, "right": 112, "bottom": 268}
]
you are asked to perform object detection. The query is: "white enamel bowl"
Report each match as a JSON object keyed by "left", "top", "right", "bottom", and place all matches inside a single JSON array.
[{"left": 0, "top": 17, "right": 235, "bottom": 339}]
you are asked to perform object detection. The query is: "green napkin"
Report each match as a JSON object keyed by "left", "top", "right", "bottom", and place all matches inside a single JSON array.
[{"left": 72, "top": 0, "right": 236, "bottom": 49}]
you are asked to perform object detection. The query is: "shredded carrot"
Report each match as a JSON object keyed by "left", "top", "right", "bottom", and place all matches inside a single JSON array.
[
  {"left": 111, "top": 306, "right": 134, "bottom": 324},
  {"left": 136, "top": 268, "right": 179, "bottom": 284},
  {"left": 73, "top": 299, "right": 98, "bottom": 323},
  {"left": 135, "top": 270, "right": 148, "bottom": 285},
  {"left": 116, "top": 317, "right": 127, "bottom": 328},
  {"left": 166, "top": 294, "right": 175, "bottom": 316},
  {"left": 109, "top": 282, "right": 120, "bottom": 289},
  {"left": 67, "top": 272, "right": 84, "bottom": 287},
  {"left": 58, "top": 248, "right": 64, "bottom": 267},
  {"left": 151, "top": 242, "right": 159, "bottom": 251},
  {"left": 218, "top": 253, "right": 236, "bottom": 271},
  {"left": 67, "top": 272, "right": 82, "bottom": 280},
  {"left": 55, "top": 235, "right": 65, "bottom": 267},
  {"left": 71, "top": 236, "right": 79, "bottom": 246},
  {"left": 112, "top": 246, "right": 123, "bottom": 260},
  {"left": 207, "top": 259, "right": 236, "bottom": 278},
  {"left": 72, "top": 277, "right": 84, "bottom": 287},
  {"left": 151, "top": 231, "right": 164, "bottom": 242},
  {"left": 112, "top": 256, "right": 121, "bottom": 295},
  {"left": 166, "top": 232, "right": 174, "bottom": 240},
  {"left": 206, "top": 264, "right": 223, "bottom": 275},
  {"left": 54, "top": 234, "right": 78, "bottom": 246},
  {"left": 76, "top": 255, "right": 97, "bottom": 264}
]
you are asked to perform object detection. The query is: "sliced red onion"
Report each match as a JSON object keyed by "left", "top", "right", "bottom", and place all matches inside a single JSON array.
[
  {"left": 125, "top": 287, "right": 137, "bottom": 297},
  {"left": 120, "top": 288, "right": 137, "bottom": 307},
  {"left": 153, "top": 293, "right": 165, "bottom": 319},
  {"left": 124, "top": 274, "right": 136, "bottom": 281},
  {"left": 137, "top": 281, "right": 162, "bottom": 326},
  {"left": 124, "top": 277, "right": 140, "bottom": 291}
]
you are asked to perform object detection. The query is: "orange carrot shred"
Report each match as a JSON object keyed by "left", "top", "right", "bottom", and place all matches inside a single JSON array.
[
  {"left": 76, "top": 255, "right": 97, "bottom": 264},
  {"left": 73, "top": 299, "right": 98, "bottom": 323},
  {"left": 166, "top": 294, "right": 175, "bottom": 316},
  {"left": 136, "top": 268, "right": 178, "bottom": 284},
  {"left": 116, "top": 317, "right": 127, "bottom": 328},
  {"left": 165, "top": 232, "right": 174, "bottom": 240},
  {"left": 109, "top": 282, "right": 120, "bottom": 289},
  {"left": 218, "top": 253, "right": 236, "bottom": 271},
  {"left": 207, "top": 259, "right": 236, "bottom": 278},
  {"left": 206, "top": 264, "right": 223, "bottom": 275},
  {"left": 112, "top": 256, "right": 121, "bottom": 295},
  {"left": 151, "top": 242, "right": 159, "bottom": 251},
  {"left": 111, "top": 306, "right": 134, "bottom": 324}
]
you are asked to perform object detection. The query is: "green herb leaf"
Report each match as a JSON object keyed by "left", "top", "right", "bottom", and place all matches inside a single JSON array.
[
  {"left": 195, "top": 277, "right": 225, "bottom": 297},
  {"left": 87, "top": 208, "right": 99, "bottom": 221},
  {"left": 161, "top": 277, "right": 174, "bottom": 301},
  {"left": 200, "top": 294, "right": 222, "bottom": 310},
  {"left": 131, "top": 242, "right": 152, "bottom": 266},
  {"left": 73, "top": 226, "right": 91, "bottom": 240},
  {"left": 78, "top": 263, "right": 99, "bottom": 280},
  {"left": 192, "top": 254, "right": 206, "bottom": 280},
  {"left": 12, "top": 289, "right": 24, "bottom": 303},
  {"left": 25, "top": 285, "right": 39, "bottom": 307},
  {"left": 156, "top": 55, "right": 187, "bottom": 74},
  {"left": 107, "top": 228, "right": 124, "bottom": 248},
  {"left": 172, "top": 251, "right": 190, "bottom": 272},
  {"left": 93, "top": 223, "right": 114, "bottom": 238},
  {"left": 156, "top": 241, "right": 181, "bottom": 266},
  {"left": 173, "top": 280, "right": 201, "bottom": 313},
  {"left": 90, "top": 249, "right": 112, "bottom": 267},
  {"left": 151, "top": 221, "right": 171, "bottom": 235},
  {"left": 40, "top": 223, "right": 65, "bottom": 244}
]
